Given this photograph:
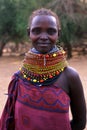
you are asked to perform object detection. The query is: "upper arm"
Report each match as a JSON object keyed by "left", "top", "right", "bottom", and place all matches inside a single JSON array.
[{"left": 66, "top": 67, "right": 86, "bottom": 130}]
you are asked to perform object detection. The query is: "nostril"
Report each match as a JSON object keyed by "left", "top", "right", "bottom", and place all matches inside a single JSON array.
[{"left": 40, "top": 33, "right": 48, "bottom": 39}]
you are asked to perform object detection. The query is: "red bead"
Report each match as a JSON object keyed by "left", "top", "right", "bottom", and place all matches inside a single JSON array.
[
  {"left": 38, "top": 54, "right": 42, "bottom": 57},
  {"left": 49, "top": 75, "right": 53, "bottom": 78},
  {"left": 56, "top": 71, "right": 59, "bottom": 75},
  {"left": 45, "top": 54, "right": 49, "bottom": 58}
]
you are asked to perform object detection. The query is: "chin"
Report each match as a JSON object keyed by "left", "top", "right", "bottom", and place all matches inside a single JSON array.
[{"left": 39, "top": 48, "right": 52, "bottom": 54}]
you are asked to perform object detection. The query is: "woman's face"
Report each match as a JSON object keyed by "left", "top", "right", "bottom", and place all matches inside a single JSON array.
[{"left": 29, "top": 15, "right": 59, "bottom": 54}]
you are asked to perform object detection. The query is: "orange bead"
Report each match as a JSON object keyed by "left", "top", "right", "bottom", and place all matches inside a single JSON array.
[
  {"left": 40, "top": 79, "right": 44, "bottom": 82},
  {"left": 27, "top": 77, "right": 30, "bottom": 80}
]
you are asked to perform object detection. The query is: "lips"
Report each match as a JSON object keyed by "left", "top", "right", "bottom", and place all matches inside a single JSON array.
[
  {"left": 34, "top": 42, "right": 52, "bottom": 53},
  {"left": 37, "top": 42, "right": 50, "bottom": 46},
  {"left": 39, "top": 44, "right": 49, "bottom": 47}
]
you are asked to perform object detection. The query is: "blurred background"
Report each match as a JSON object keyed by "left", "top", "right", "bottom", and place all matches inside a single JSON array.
[
  {"left": 0, "top": 0, "right": 87, "bottom": 58},
  {"left": 0, "top": 0, "right": 87, "bottom": 129}
]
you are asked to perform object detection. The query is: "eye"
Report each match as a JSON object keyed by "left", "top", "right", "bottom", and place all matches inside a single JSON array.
[
  {"left": 47, "top": 28, "right": 57, "bottom": 35},
  {"left": 31, "top": 28, "right": 41, "bottom": 35}
]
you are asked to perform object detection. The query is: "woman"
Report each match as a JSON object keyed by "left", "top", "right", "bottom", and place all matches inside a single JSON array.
[{"left": 0, "top": 8, "right": 86, "bottom": 130}]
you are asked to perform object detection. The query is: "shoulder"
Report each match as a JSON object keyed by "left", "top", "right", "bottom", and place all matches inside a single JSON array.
[
  {"left": 8, "top": 71, "right": 20, "bottom": 92},
  {"left": 65, "top": 66, "right": 79, "bottom": 77},
  {"left": 10, "top": 71, "right": 21, "bottom": 81},
  {"left": 64, "top": 66, "right": 83, "bottom": 91},
  {"left": 64, "top": 66, "right": 81, "bottom": 83}
]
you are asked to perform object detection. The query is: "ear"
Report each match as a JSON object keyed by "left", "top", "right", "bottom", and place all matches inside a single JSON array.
[
  {"left": 27, "top": 27, "right": 30, "bottom": 36},
  {"left": 58, "top": 29, "right": 61, "bottom": 37}
]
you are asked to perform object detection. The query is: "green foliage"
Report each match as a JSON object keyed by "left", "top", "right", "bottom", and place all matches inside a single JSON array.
[
  {"left": 0, "top": 0, "right": 17, "bottom": 38},
  {"left": 59, "top": 15, "right": 78, "bottom": 44},
  {"left": 0, "top": 0, "right": 38, "bottom": 44},
  {"left": 74, "top": 14, "right": 87, "bottom": 37},
  {"left": 36, "top": 0, "right": 51, "bottom": 8},
  {"left": 46, "top": 0, "right": 87, "bottom": 45},
  {"left": 0, "top": 0, "right": 87, "bottom": 57}
]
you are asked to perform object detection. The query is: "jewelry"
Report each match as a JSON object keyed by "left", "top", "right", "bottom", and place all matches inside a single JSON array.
[{"left": 20, "top": 47, "right": 68, "bottom": 83}]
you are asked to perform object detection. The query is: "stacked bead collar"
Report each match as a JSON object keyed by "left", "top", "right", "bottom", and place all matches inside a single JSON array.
[{"left": 20, "top": 47, "right": 68, "bottom": 85}]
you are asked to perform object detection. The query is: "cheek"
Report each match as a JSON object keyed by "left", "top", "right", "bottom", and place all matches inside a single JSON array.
[
  {"left": 29, "top": 33, "right": 37, "bottom": 42},
  {"left": 50, "top": 35, "right": 58, "bottom": 43}
]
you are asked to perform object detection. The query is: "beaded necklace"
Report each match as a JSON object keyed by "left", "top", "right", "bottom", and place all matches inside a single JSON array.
[{"left": 20, "top": 47, "right": 68, "bottom": 85}]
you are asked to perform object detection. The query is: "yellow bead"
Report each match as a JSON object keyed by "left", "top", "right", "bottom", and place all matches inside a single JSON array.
[
  {"left": 24, "top": 75, "right": 27, "bottom": 78},
  {"left": 61, "top": 68, "right": 64, "bottom": 71},
  {"left": 62, "top": 51, "right": 65, "bottom": 54},
  {"left": 53, "top": 53, "right": 57, "bottom": 57},
  {"left": 43, "top": 78, "right": 46, "bottom": 80},
  {"left": 19, "top": 67, "right": 21, "bottom": 70},
  {"left": 33, "top": 79, "right": 37, "bottom": 82}
]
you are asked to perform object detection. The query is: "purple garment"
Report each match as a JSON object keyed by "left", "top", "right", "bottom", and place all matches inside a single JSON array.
[{"left": 0, "top": 72, "right": 71, "bottom": 130}]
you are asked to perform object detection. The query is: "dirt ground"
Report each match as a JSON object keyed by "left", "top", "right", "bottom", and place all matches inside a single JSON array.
[{"left": 0, "top": 55, "right": 87, "bottom": 129}]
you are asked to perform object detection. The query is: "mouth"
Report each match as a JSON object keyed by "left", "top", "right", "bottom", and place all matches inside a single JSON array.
[
  {"left": 34, "top": 42, "right": 52, "bottom": 53},
  {"left": 39, "top": 44, "right": 49, "bottom": 47},
  {"left": 37, "top": 42, "right": 50, "bottom": 46}
]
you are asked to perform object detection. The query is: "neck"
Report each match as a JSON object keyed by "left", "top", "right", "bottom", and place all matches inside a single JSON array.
[{"left": 31, "top": 45, "right": 58, "bottom": 54}]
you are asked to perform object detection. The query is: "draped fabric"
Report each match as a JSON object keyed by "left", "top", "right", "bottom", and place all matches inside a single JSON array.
[
  {"left": 0, "top": 72, "right": 71, "bottom": 130},
  {"left": 0, "top": 74, "right": 19, "bottom": 130}
]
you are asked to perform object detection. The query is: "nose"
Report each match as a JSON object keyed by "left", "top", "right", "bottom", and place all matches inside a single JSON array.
[{"left": 40, "top": 32, "right": 48, "bottom": 40}]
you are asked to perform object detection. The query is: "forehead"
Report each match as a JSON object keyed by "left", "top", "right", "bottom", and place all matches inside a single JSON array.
[{"left": 31, "top": 15, "right": 57, "bottom": 27}]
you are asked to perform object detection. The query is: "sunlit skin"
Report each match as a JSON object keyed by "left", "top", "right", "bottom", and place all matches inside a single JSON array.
[{"left": 29, "top": 15, "right": 59, "bottom": 54}]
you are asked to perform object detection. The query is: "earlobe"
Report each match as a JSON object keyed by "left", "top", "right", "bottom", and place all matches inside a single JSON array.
[{"left": 27, "top": 28, "right": 30, "bottom": 36}]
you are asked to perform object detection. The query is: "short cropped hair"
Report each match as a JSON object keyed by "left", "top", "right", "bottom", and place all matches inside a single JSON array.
[{"left": 28, "top": 8, "right": 61, "bottom": 31}]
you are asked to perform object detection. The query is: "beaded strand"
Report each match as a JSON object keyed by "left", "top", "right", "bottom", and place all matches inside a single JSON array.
[{"left": 20, "top": 48, "right": 68, "bottom": 83}]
